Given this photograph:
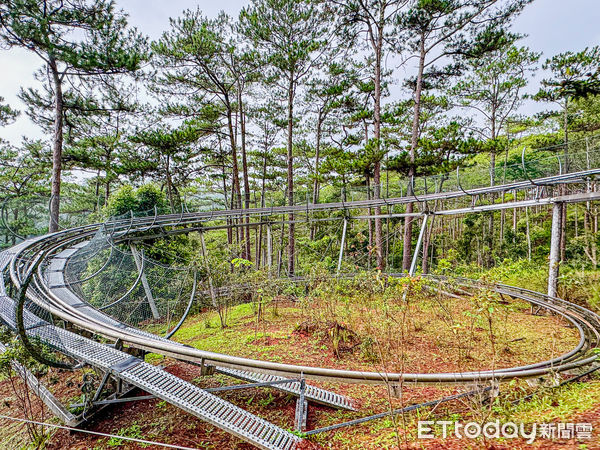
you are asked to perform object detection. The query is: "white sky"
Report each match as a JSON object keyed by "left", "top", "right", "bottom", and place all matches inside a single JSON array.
[{"left": 0, "top": 0, "right": 599, "bottom": 147}]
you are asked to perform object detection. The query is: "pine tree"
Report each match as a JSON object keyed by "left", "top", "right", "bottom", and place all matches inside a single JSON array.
[
  {"left": 329, "top": 0, "right": 405, "bottom": 270},
  {"left": 535, "top": 46, "right": 600, "bottom": 163},
  {"left": 239, "top": 0, "right": 331, "bottom": 275},
  {"left": 0, "top": 0, "right": 148, "bottom": 231},
  {"left": 397, "top": 0, "right": 531, "bottom": 270},
  {"left": 454, "top": 43, "right": 539, "bottom": 185}
]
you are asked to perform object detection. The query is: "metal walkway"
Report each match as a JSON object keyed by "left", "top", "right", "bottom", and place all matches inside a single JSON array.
[
  {"left": 217, "top": 367, "right": 354, "bottom": 410},
  {"left": 0, "top": 251, "right": 301, "bottom": 450}
]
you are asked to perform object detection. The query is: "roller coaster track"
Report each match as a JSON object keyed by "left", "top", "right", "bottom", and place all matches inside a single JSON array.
[
  {"left": 95, "top": 168, "right": 600, "bottom": 226},
  {"left": 1, "top": 167, "right": 600, "bottom": 448},
  {"left": 0, "top": 252, "right": 302, "bottom": 450}
]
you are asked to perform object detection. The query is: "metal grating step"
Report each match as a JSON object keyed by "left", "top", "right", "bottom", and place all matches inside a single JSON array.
[
  {"left": 217, "top": 366, "right": 355, "bottom": 411},
  {"left": 123, "top": 362, "right": 299, "bottom": 450}
]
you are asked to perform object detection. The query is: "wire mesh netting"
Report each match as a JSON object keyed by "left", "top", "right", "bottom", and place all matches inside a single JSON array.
[
  {"left": 0, "top": 195, "right": 97, "bottom": 250},
  {"left": 180, "top": 136, "right": 600, "bottom": 210},
  {"left": 60, "top": 226, "right": 198, "bottom": 334}
]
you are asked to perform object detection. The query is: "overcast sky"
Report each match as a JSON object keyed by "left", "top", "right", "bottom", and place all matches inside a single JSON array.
[{"left": 0, "top": 0, "right": 599, "bottom": 147}]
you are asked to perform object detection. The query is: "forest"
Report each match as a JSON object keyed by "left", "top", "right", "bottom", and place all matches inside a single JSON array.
[
  {"left": 0, "top": 0, "right": 597, "bottom": 271},
  {"left": 0, "top": 0, "right": 599, "bottom": 449}
]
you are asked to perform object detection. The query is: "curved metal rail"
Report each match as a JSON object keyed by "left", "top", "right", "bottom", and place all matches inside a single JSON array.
[{"left": 5, "top": 192, "right": 600, "bottom": 384}]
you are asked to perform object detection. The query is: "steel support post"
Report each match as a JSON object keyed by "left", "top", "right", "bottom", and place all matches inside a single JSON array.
[
  {"left": 130, "top": 243, "right": 159, "bottom": 319},
  {"left": 92, "top": 370, "right": 112, "bottom": 403},
  {"left": 200, "top": 231, "right": 218, "bottom": 310},
  {"left": 548, "top": 201, "right": 563, "bottom": 297},
  {"left": 295, "top": 376, "right": 307, "bottom": 432},
  {"left": 336, "top": 218, "right": 348, "bottom": 276},
  {"left": 409, "top": 214, "right": 429, "bottom": 277},
  {"left": 266, "top": 223, "right": 273, "bottom": 273}
]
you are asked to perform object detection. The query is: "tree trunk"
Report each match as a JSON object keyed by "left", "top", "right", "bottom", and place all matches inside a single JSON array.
[
  {"left": 373, "top": 30, "right": 384, "bottom": 270},
  {"left": 225, "top": 97, "right": 243, "bottom": 250},
  {"left": 48, "top": 59, "right": 63, "bottom": 233},
  {"left": 312, "top": 114, "right": 323, "bottom": 205},
  {"left": 560, "top": 99, "right": 569, "bottom": 262},
  {"left": 105, "top": 179, "right": 110, "bottom": 205},
  {"left": 286, "top": 76, "right": 295, "bottom": 276},
  {"left": 225, "top": 97, "right": 242, "bottom": 211},
  {"left": 257, "top": 144, "right": 269, "bottom": 269},
  {"left": 219, "top": 138, "right": 232, "bottom": 245},
  {"left": 238, "top": 91, "right": 252, "bottom": 261},
  {"left": 403, "top": 33, "right": 426, "bottom": 271},
  {"left": 366, "top": 175, "right": 373, "bottom": 268},
  {"left": 165, "top": 153, "right": 174, "bottom": 212},
  {"left": 94, "top": 169, "right": 101, "bottom": 212},
  {"left": 310, "top": 116, "right": 323, "bottom": 240},
  {"left": 105, "top": 150, "right": 112, "bottom": 205}
]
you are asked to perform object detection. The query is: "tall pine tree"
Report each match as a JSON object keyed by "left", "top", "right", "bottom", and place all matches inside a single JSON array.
[{"left": 0, "top": 0, "right": 148, "bottom": 231}]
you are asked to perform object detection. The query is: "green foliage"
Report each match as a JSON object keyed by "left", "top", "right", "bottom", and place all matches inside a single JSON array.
[
  {"left": 107, "top": 423, "right": 148, "bottom": 447},
  {"left": 536, "top": 46, "right": 600, "bottom": 103},
  {"left": 0, "top": 96, "right": 18, "bottom": 127},
  {"left": 239, "top": 0, "right": 330, "bottom": 80},
  {"left": 231, "top": 257, "right": 253, "bottom": 268},
  {"left": 104, "top": 185, "right": 136, "bottom": 217},
  {"left": 454, "top": 43, "right": 540, "bottom": 142},
  {"left": 104, "top": 183, "right": 167, "bottom": 218},
  {"left": 0, "top": 328, "right": 53, "bottom": 379},
  {"left": 135, "top": 184, "right": 168, "bottom": 214},
  {"left": 0, "top": 1, "right": 148, "bottom": 76}
]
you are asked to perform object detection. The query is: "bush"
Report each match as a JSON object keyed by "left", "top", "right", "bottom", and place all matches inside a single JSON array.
[{"left": 104, "top": 184, "right": 167, "bottom": 218}]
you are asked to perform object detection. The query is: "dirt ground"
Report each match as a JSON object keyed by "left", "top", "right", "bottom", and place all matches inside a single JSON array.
[{"left": 0, "top": 294, "right": 596, "bottom": 449}]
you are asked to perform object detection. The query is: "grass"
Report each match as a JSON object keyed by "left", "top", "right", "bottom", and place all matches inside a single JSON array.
[
  {"left": 131, "top": 275, "right": 599, "bottom": 448},
  {"left": 107, "top": 423, "right": 147, "bottom": 447},
  {"left": 155, "top": 281, "right": 579, "bottom": 377},
  {"left": 499, "top": 380, "right": 600, "bottom": 423}
]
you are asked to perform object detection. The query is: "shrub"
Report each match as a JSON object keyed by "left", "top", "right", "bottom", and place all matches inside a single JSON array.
[{"left": 104, "top": 184, "right": 167, "bottom": 218}]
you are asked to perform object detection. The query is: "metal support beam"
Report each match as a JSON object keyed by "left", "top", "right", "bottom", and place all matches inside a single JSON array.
[
  {"left": 205, "top": 377, "right": 301, "bottom": 393},
  {"left": 294, "top": 376, "right": 307, "bottom": 432},
  {"left": 0, "top": 342, "right": 78, "bottom": 426},
  {"left": 548, "top": 202, "right": 563, "bottom": 297},
  {"left": 304, "top": 386, "right": 490, "bottom": 436},
  {"left": 130, "top": 244, "right": 159, "bottom": 319},
  {"left": 409, "top": 215, "right": 429, "bottom": 277},
  {"left": 92, "top": 370, "right": 111, "bottom": 403},
  {"left": 70, "top": 394, "right": 157, "bottom": 409},
  {"left": 336, "top": 218, "right": 348, "bottom": 276}
]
